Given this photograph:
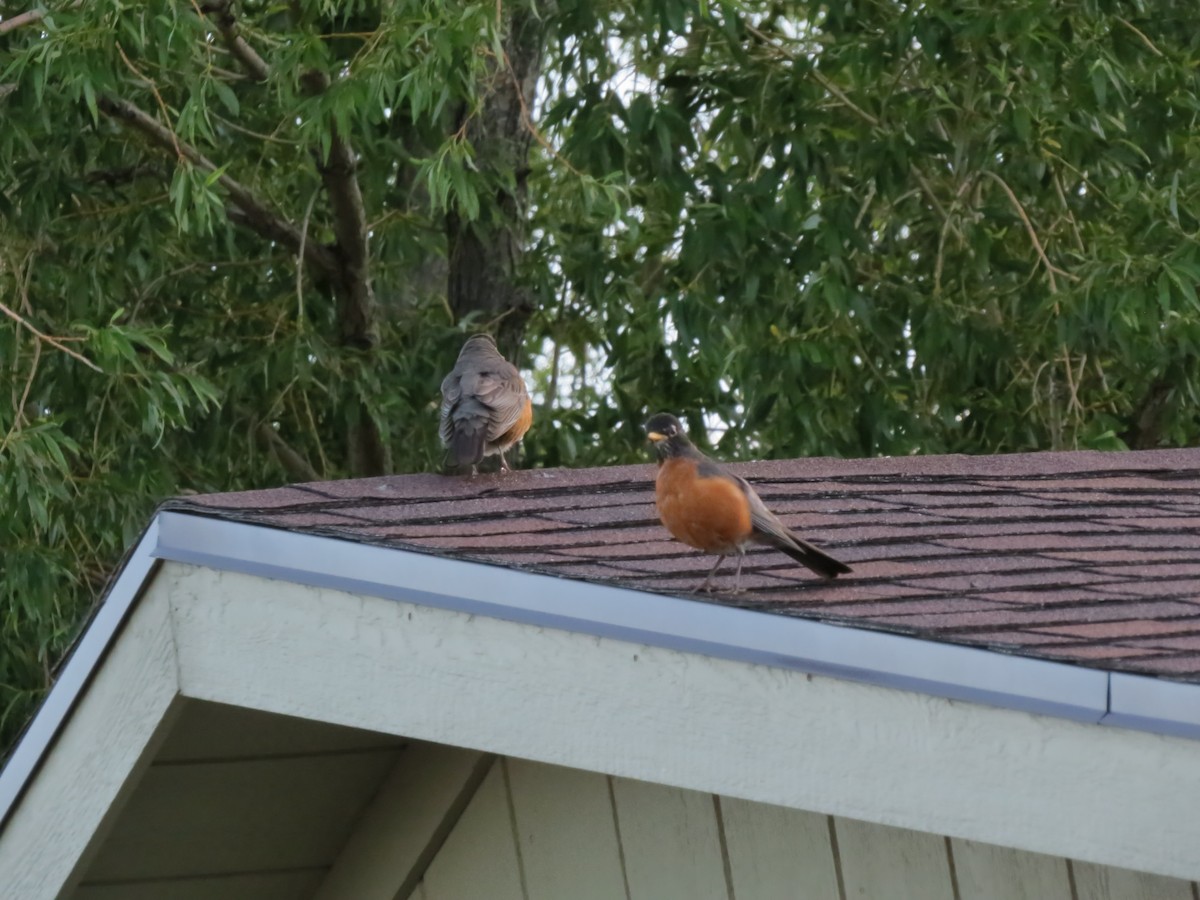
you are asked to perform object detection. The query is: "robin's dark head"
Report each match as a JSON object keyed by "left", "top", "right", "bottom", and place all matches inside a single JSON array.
[{"left": 644, "top": 413, "right": 693, "bottom": 459}]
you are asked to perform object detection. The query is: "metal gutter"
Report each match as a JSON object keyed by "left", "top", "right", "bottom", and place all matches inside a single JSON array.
[
  {"left": 0, "top": 519, "right": 160, "bottom": 832},
  {"left": 1104, "top": 674, "right": 1200, "bottom": 739}
]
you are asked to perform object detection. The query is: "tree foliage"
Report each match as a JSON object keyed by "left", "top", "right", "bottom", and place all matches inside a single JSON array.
[{"left": 3, "top": 0, "right": 1200, "bottom": 750}]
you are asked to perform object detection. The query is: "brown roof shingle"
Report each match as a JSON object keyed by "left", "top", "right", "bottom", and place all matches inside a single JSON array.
[{"left": 164, "top": 446, "right": 1200, "bottom": 683}]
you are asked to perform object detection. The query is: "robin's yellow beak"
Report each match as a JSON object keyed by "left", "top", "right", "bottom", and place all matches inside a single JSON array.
[{"left": 646, "top": 431, "right": 666, "bottom": 443}]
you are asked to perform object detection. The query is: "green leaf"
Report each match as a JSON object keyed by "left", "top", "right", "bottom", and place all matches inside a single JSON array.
[{"left": 211, "top": 79, "right": 240, "bottom": 116}]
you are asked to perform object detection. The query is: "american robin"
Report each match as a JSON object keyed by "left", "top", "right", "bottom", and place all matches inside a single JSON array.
[
  {"left": 645, "top": 412, "right": 850, "bottom": 591},
  {"left": 440, "top": 334, "right": 533, "bottom": 474}
]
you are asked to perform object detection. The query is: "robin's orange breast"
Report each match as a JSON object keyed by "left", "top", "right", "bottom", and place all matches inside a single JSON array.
[
  {"left": 496, "top": 396, "right": 533, "bottom": 448},
  {"left": 655, "top": 457, "right": 753, "bottom": 554}
]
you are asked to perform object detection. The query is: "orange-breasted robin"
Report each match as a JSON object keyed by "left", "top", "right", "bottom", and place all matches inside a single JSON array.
[
  {"left": 440, "top": 334, "right": 533, "bottom": 474},
  {"left": 645, "top": 412, "right": 851, "bottom": 591}
]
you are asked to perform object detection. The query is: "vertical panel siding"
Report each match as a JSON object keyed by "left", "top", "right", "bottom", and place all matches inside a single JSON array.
[
  {"left": 1072, "top": 861, "right": 1195, "bottom": 900},
  {"left": 833, "top": 816, "right": 956, "bottom": 900},
  {"left": 422, "top": 762, "right": 524, "bottom": 900},
  {"left": 505, "top": 759, "right": 628, "bottom": 900},
  {"left": 610, "top": 777, "right": 728, "bottom": 900},
  {"left": 950, "top": 838, "right": 1072, "bottom": 900},
  {"left": 719, "top": 797, "right": 841, "bottom": 900},
  {"left": 412, "top": 757, "right": 1200, "bottom": 900}
]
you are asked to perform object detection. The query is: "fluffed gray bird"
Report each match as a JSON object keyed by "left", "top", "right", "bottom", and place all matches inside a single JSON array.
[{"left": 439, "top": 334, "right": 532, "bottom": 475}]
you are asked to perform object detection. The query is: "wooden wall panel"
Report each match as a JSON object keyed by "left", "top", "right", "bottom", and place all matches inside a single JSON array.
[
  {"left": 720, "top": 797, "right": 840, "bottom": 900},
  {"left": 610, "top": 778, "right": 727, "bottom": 900},
  {"left": 422, "top": 762, "right": 525, "bottom": 900},
  {"left": 1072, "top": 861, "right": 1196, "bottom": 900},
  {"left": 950, "top": 838, "right": 1072, "bottom": 900},
  {"left": 834, "top": 816, "right": 955, "bottom": 900},
  {"left": 411, "top": 755, "right": 1200, "bottom": 900},
  {"left": 506, "top": 758, "right": 628, "bottom": 900}
]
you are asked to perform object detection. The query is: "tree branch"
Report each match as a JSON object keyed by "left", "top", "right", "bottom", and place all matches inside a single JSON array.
[
  {"left": 982, "top": 170, "right": 1078, "bottom": 292},
  {"left": 254, "top": 420, "right": 321, "bottom": 482},
  {"left": 196, "top": 0, "right": 270, "bottom": 81},
  {"left": 0, "top": 1, "right": 82, "bottom": 36},
  {"left": 0, "top": 8, "right": 45, "bottom": 36},
  {"left": 95, "top": 94, "right": 340, "bottom": 280},
  {"left": 295, "top": 69, "right": 384, "bottom": 476},
  {"left": 0, "top": 299, "right": 102, "bottom": 372},
  {"left": 301, "top": 70, "right": 377, "bottom": 350}
]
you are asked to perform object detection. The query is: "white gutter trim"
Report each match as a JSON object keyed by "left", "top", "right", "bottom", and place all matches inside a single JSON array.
[
  {"left": 1104, "top": 673, "right": 1200, "bottom": 738},
  {"left": 0, "top": 518, "right": 160, "bottom": 831}
]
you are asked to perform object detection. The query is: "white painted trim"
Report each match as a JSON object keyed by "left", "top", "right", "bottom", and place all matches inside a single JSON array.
[
  {"left": 151, "top": 512, "right": 1114, "bottom": 726},
  {"left": 0, "top": 586, "right": 181, "bottom": 899},
  {"left": 166, "top": 563, "right": 1200, "bottom": 882},
  {"left": 0, "top": 519, "right": 160, "bottom": 830}
]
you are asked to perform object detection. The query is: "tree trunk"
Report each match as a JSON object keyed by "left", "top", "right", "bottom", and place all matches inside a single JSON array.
[
  {"left": 1122, "top": 377, "right": 1173, "bottom": 450},
  {"left": 446, "top": 4, "right": 544, "bottom": 364}
]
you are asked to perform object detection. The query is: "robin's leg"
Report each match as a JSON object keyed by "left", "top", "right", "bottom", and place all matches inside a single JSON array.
[
  {"left": 498, "top": 449, "right": 511, "bottom": 473},
  {"left": 701, "top": 555, "right": 726, "bottom": 592},
  {"left": 733, "top": 552, "right": 745, "bottom": 593}
]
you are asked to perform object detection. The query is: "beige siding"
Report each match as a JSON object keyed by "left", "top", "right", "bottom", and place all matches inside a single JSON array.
[
  {"left": 1073, "top": 860, "right": 1196, "bottom": 900},
  {"left": 411, "top": 756, "right": 1200, "bottom": 900},
  {"left": 834, "top": 816, "right": 956, "bottom": 900},
  {"left": 422, "top": 761, "right": 525, "bottom": 900},
  {"left": 951, "top": 838, "right": 1072, "bottom": 900},
  {"left": 611, "top": 777, "right": 728, "bottom": 900},
  {"left": 505, "top": 758, "right": 629, "bottom": 900},
  {"left": 719, "top": 797, "right": 840, "bottom": 900}
]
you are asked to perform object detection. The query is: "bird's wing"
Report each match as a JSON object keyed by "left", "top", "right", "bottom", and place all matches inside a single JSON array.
[
  {"left": 438, "top": 368, "right": 464, "bottom": 447},
  {"left": 730, "top": 472, "right": 798, "bottom": 548},
  {"left": 470, "top": 361, "right": 529, "bottom": 441},
  {"left": 734, "top": 470, "right": 851, "bottom": 577}
]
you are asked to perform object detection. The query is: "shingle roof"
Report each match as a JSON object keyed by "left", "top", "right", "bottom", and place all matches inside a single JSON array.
[{"left": 166, "top": 447, "right": 1200, "bottom": 683}]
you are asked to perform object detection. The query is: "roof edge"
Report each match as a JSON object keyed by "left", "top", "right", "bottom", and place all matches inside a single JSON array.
[
  {"left": 152, "top": 511, "right": 1132, "bottom": 725},
  {"left": 0, "top": 519, "right": 161, "bottom": 832},
  {"left": 7, "top": 507, "right": 1200, "bottom": 838}
]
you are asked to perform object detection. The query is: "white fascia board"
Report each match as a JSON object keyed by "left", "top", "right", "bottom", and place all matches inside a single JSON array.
[
  {"left": 151, "top": 512, "right": 1115, "bottom": 726},
  {"left": 0, "top": 519, "right": 161, "bottom": 832}
]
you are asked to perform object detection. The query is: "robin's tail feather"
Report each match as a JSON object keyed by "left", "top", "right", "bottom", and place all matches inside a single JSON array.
[
  {"left": 773, "top": 536, "right": 852, "bottom": 579},
  {"left": 448, "top": 422, "right": 487, "bottom": 469}
]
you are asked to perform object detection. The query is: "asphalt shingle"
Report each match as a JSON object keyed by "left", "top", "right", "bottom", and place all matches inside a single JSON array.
[{"left": 165, "top": 446, "right": 1200, "bottom": 683}]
